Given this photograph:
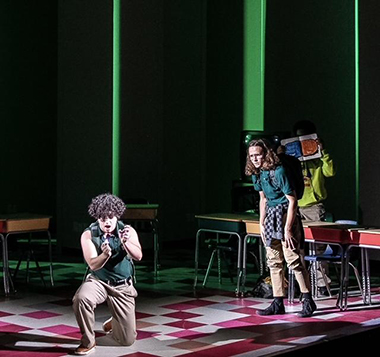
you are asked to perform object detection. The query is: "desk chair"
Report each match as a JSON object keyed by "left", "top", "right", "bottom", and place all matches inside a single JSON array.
[
  {"left": 241, "top": 235, "right": 262, "bottom": 294},
  {"left": 1, "top": 215, "right": 53, "bottom": 295},
  {"left": 204, "top": 234, "right": 261, "bottom": 290},
  {"left": 304, "top": 220, "right": 362, "bottom": 299},
  {"left": 12, "top": 234, "right": 53, "bottom": 287},
  {"left": 194, "top": 213, "right": 248, "bottom": 296},
  {"left": 202, "top": 235, "right": 236, "bottom": 287}
]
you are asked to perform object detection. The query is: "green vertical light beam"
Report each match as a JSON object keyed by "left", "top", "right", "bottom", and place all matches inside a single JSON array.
[
  {"left": 355, "top": 0, "right": 360, "bottom": 221},
  {"left": 113, "top": 0, "right": 121, "bottom": 195},
  {"left": 244, "top": 0, "right": 266, "bottom": 131}
]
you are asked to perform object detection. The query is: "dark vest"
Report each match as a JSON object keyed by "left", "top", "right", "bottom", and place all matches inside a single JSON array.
[{"left": 86, "top": 221, "right": 133, "bottom": 282}]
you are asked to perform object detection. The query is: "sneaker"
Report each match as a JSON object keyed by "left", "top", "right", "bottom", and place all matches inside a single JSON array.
[
  {"left": 297, "top": 298, "right": 317, "bottom": 317},
  {"left": 102, "top": 317, "right": 112, "bottom": 334},
  {"left": 74, "top": 343, "right": 96, "bottom": 355},
  {"left": 257, "top": 299, "right": 286, "bottom": 316}
]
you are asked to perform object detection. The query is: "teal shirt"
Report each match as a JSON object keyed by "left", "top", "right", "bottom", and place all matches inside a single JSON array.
[
  {"left": 252, "top": 166, "right": 294, "bottom": 207},
  {"left": 85, "top": 222, "right": 133, "bottom": 282}
]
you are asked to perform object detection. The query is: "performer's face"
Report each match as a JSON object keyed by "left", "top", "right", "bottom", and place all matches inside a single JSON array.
[
  {"left": 249, "top": 146, "right": 264, "bottom": 169},
  {"left": 98, "top": 216, "right": 118, "bottom": 234}
]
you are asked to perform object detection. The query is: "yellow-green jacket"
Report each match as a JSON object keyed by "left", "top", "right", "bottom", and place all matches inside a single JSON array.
[{"left": 298, "top": 150, "right": 336, "bottom": 208}]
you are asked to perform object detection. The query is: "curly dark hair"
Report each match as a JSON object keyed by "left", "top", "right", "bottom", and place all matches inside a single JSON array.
[
  {"left": 88, "top": 193, "right": 126, "bottom": 220},
  {"left": 244, "top": 138, "right": 280, "bottom": 176}
]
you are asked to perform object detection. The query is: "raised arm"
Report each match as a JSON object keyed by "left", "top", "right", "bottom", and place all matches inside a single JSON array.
[
  {"left": 317, "top": 139, "right": 336, "bottom": 177},
  {"left": 120, "top": 225, "right": 143, "bottom": 261},
  {"left": 320, "top": 150, "right": 336, "bottom": 177},
  {"left": 81, "top": 230, "right": 111, "bottom": 271}
]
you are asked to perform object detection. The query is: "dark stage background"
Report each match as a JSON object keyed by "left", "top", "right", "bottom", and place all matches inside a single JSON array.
[{"left": 1, "top": 1, "right": 379, "bottom": 254}]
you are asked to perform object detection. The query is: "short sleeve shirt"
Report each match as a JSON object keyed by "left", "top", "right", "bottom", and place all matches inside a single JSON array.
[{"left": 252, "top": 166, "right": 294, "bottom": 207}]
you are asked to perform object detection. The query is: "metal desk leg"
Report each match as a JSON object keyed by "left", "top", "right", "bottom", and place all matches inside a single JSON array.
[
  {"left": 308, "top": 242, "right": 318, "bottom": 299},
  {"left": 241, "top": 235, "right": 248, "bottom": 295},
  {"left": 47, "top": 230, "right": 54, "bottom": 287},
  {"left": 361, "top": 248, "right": 371, "bottom": 305},
  {"left": 342, "top": 245, "right": 352, "bottom": 310},
  {"left": 365, "top": 248, "right": 371, "bottom": 305},
  {"left": 3, "top": 234, "right": 10, "bottom": 295},
  {"left": 241, "top": 234, "right": 264, "bottom": 296},
  {"left": 236, "top": 233, "right": 243, "bottom": 297},
  {"left": 337, "top": 245, "right": 345, "bottom": 310},
  {"left": 193, "top": 229, "right": 201, "bottom": 289},
  {"left": 152, "top": 219, "right": 159, "bottom": 277},
  {"left": 2, "top": 234, "right": 15, "bottom": 296},
  {"left": 343, "top": 245, "right": 367, "bottom": 310},
  {"left": 361, "top": 248, "right": 366, "bottom": 304},
  {"left": 1, "top": 234, "right": 8, "bottom": 295},
  {"left": 288, "top": 268, "right": 295, "bottom": 304},
  {"left": 259, "top": 238, "right": 265, "bottom": 276}
]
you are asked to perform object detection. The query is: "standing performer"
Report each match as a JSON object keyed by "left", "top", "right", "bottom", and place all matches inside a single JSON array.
[
  {"left": 73, "top": 193, "right": 142, "bottom": 355},
  {"left": 245, "top": 139, "right": 316, "bottom": 317},
  {"left": 293, "top": 120, "right": 336, "bottom": 295}
]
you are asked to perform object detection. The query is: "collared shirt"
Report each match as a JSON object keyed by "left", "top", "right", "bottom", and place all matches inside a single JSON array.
[
  {"left": 252, "top": 165, "right": 294, "bottom": 207},
  {"left": 85, "top": 222, "right": 133, "bottom": 283}
]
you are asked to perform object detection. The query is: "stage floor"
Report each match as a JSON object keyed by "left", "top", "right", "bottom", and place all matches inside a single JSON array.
[{"left": 1, "top": 243, "right": 380, "bottom": 356}]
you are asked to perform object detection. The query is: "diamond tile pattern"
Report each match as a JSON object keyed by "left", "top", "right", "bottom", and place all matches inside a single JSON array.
[{"left": 0, "top": 252, "right": 380, "bottom": 356}]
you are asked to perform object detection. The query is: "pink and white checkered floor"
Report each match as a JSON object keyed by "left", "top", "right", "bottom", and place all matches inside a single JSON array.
[{"left": 1, "top": 250, "right": 380, "bottom": 356}]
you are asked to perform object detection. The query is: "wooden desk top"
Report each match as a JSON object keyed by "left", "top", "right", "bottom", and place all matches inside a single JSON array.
[
  {"left": 0, "top": 213, "right": 52, "bottom": 220},
  {"left": 242, "top": 218, "right": 260, "bottom": 223},
  {"left": 195, "top": 213, "right": 259, "bottom": 222},
  {"left": 126, "top": 204, "right": 159, "bottom": 209},
  {"left": 122, "top": 205, "right": 159, "bottom": 220},
  {"left": 302, "top": 221, "right": 341, "bottom": 228},
  {"left": 0, "top": 213, "right": 51, "bottom": 233}
]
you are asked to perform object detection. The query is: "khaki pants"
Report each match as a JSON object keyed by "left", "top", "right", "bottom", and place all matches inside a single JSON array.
[
  {"left": 299, "top": 203, "right": 326, "bottom": 222},
  {"left": 264, "top": 217, "right": 311, "bottom": 297},
  {"left": 300, "top": 203, "right": 331, "bottom": 287},
  {"left": 72, "top": 275, "right": 138, "bottom": 348}
]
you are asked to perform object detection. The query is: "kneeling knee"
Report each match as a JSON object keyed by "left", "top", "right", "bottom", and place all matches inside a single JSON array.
[
  {"left": 116, "top": 335, "right": 136, "bottom": 346},
  {"left": 72, "top": 293, "right": 93, "bottom": 311}
]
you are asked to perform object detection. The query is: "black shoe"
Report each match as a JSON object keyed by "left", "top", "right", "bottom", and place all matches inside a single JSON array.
[
  {"left": 298, "top": 298, "right": 317, "bottom": 317},
  {"left": 257, "top": 299, "right": 285, "bottom": 316}
]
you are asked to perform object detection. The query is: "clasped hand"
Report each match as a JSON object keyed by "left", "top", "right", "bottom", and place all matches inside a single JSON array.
[
  {"left": 101, "top": 240, "right": 112, "bottom": 257},
  {"left": 119, "top": 228, "right": 130, "bottom": 250},
  {"left": 100, "top": 228, "right": 130, "bottom": 257}
]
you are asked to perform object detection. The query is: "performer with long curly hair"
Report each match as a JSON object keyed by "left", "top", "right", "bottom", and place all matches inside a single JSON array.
[
  {"left": 72, "top": 193, "right": 142, "bottom": 355},
  {"left": 245, "top": 139, "right": 316, "bottom": 317}
]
